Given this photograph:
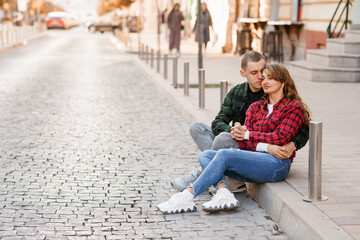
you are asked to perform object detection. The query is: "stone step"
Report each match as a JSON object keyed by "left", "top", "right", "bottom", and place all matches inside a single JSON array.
[
  {"left": 290, "top": 60, "right": 360, "bottom": 82},
  {"left": 345, "top": 30, "right": 360, "bottom": 39},
  {"left": 327, "top": 38, "right": 360, "bottom": 54},
  {"left": 306, "top": 49, "right": 360, "bottom": 68}
]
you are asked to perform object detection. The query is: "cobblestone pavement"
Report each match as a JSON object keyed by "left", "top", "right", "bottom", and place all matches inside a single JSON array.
[{"left": 0, "top": 29, "right": 287, "bottom": 240}]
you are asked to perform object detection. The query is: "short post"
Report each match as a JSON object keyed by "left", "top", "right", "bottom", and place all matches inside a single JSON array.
[
  {"left": 184, "top": 62, "right": 189, "bottom": 96},
  {"left": 141, "top": 43, "right": 144, "bottom": 59},
  {"left": 220, "top": 80, "right": 228, "bottom": 105},
  {"left": 173, "top": 57, "right": 178, "bottom": 88},
  {"left": 150, "top": 49, "right": 154, "bottom": 68},
  {"left": 138, "top": 42, "right": 141, "bottom": 58},
  {"left": 145, "top": 45, "right": 149, "bottom": 64},
  {"left": 304, "top": 121, "right": 328, "bottom": 202},
  {"left": 164, "top": 54, "right": 168, "bottom": 79},
  {"left": 199, "top": 69, "right": 205, "bottom": 108},
  {"left": 156, "top": 51, "right": 160, "bottom": 73}
]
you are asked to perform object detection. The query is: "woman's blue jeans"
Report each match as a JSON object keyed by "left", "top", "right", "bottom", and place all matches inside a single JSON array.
[{"left": 191, "top": 149, "right": 292, "bottom": 197}]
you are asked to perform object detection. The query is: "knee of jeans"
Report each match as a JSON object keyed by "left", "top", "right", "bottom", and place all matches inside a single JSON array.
[
  {"left": 189, "top": 121, "right": 204, "bottom": 137},
  {"left": 212, "top": 132, "right": 234, "bottom": 150},
  {"left": 198, "top": 150, "right": 212, "bottom": 168},
  {"left": 214, "top": 149, "right": 231, "bottom": 164}
]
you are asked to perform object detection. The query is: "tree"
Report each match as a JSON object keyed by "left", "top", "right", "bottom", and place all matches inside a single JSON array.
[{"left": 98, "top": 0, "right": 135, "bottom": 15}]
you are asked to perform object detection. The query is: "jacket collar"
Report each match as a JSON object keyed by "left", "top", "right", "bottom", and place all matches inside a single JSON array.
[{"left": 264, "top": 97, "right": 287, "bottom": 110}]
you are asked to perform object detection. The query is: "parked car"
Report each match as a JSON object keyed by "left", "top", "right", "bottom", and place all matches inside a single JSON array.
[
  {"left": 46, "top": 12, "right": 71, "bottom": 29},
  {"left": 88, "top": 10, "right": 126, "bottom": 33},
  {"left": 126, "top": 16, "right": 142, "bottom": 33}
]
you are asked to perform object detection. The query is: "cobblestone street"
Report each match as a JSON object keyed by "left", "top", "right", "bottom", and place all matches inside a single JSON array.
[{"left": 0, "top": 29, "right": 287, "bottom": 240}]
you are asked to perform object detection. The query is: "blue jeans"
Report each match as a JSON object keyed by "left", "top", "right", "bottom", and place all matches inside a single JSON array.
[{"left": 191, "top": 149, "right": 292, "bottom": 197}]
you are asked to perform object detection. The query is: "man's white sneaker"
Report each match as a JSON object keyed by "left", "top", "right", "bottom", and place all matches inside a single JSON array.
[
  {"left": 202, "top": 188, "right": 240, "bottom": 213},
  {"left": 171, "top": 168, "right": 202, "bottom": 191},
  {"left": 157, "top": 190, "right": 196, "bottom": 214},
  {"left": 225, "top": 176, "right": 247, "bottom": 193}
]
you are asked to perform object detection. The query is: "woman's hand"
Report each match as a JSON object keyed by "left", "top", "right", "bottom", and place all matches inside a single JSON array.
[
  {"left": 267, "top": 142, "right": 296, "bottom": 160},
  {"left": 230, "top": 122, "right": 247, "bottom": 141}
]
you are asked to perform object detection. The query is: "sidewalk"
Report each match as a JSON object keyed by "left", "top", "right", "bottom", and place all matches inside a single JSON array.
[{"left": 119, "top": 31, "right": 360, "bottom": 240}]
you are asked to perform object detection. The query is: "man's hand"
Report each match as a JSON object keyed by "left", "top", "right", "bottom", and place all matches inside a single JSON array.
[
  {"left": 230, "top": 122, "right": 247, "bottom": 141},
  {"left": 267, "top": 142, "right": 296, "bottom": 160}
]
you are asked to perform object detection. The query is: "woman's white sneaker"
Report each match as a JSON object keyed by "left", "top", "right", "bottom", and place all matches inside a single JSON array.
[
  {"left": 202, "top": 188, "right": 240, "bottom": 213},
  {"left": 157, "top": 190, "right": 196, "bottom": 214}
]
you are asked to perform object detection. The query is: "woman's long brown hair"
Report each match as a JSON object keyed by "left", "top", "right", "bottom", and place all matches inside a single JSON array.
[{"left": 262, "top": 63, "right": 311, "bottom": 126}]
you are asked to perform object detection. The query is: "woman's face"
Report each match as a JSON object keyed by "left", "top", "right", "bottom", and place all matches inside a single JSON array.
[{"left": 262, "top": 70, "right": 283, "bottom": 95}]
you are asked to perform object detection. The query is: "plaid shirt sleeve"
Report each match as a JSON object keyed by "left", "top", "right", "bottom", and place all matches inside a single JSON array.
[
  {"left": 211, "top": 90, "right": 234, "bottom": 135},
  {"left": 211, "top": 84, "right": 247, "bottom": 135},
  {"left": 248, "top": 101, "right": 304, "bottom": 146},
  {"left": 290, "top": 124, "right": 309, "bottom": 150},
  {"left": 237, "top": 102, "right": 260, "bottom": 151}
]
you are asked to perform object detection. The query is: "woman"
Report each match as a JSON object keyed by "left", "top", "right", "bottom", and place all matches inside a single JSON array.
[
  {"left": 193, "top": 3, "right": 213, "bottom": 52},
  {"left": 157, "top": 63, "right": 311, "bottom": 214},
  {"left": 167, "top": 3, "right": 184, "bottom": 56}
]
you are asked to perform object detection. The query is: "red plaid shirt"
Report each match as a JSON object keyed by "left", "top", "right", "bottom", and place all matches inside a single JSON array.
[{"left": 238, "top": 97, "right": 304, "bottom": 160}]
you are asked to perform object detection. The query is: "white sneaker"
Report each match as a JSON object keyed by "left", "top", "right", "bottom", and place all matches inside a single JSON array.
[
  {"left": 157, "top": 190, "right": 196, "bottom": 214},
  {"left": 202, "top": 188, "right": 240, "bottom": 213},
  {"left": 225, "top": 176, "right": 247, "bottom": 193},
  {"left": 171, "top": 168, "right": 202, "bottom": 191}
]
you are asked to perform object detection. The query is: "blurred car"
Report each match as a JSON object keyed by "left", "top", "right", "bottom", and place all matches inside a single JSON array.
[
  {"left": 46, "top": 12, "right": 71, "bottom": 29},
  {"left": 126, "top": 16, "right": 142, "bottom": 33},
  {"left": 88, "top": 10, "right": 126, "bottom": 33}
]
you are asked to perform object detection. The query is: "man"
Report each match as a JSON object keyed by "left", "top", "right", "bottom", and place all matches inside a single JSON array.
[{"left": 171, "top": 51, "right": 309, "bottom": 192}]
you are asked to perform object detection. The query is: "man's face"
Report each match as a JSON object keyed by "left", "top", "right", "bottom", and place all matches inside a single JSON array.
[{"left": 240, "top": 59, "right": 266, "bottom": 92}]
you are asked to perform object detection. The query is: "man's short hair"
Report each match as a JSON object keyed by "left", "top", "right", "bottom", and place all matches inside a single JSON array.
[{"left": 240, "top": 51, "right": 265, "bottom": 70}]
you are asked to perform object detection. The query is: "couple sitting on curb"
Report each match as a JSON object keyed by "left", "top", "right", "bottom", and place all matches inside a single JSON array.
[{"left": 158, "top": 51, "right": 310, "bottom": 214}]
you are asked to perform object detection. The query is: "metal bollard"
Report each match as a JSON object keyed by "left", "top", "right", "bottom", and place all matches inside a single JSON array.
[
  {"left": 173, "top": 57, "right": 178, "bottom": 88},
  {"left": 304, "top": 121, "right": 328, "bottom": 202},
  {"left": 199, "top": 69, "right": 205, "bottom": 108},
  {"left": 164, "top": 54, "right": 168, "bottom": 79},
  {"left": 150, "top": 49, "right": 154, "bottom": 68},
  {"left": 157, "top": 51, "right": 160, "bottom": 73},
  {"left": 220, "top": 80, "right": 228, "bottom": 105},
  {"left": 145, "top": 45, "right": 149, "bottom": 64},
  {"left": 141, "top": 43, "right": 144, "bottom": 59},
  {"left": 184, "top": 62, "right": 189, "bottom": 96}
]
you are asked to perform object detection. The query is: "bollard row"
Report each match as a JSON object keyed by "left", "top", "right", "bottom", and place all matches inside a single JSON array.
[{"left": 138, "top": 43, "right": 230, "bottom": 109}]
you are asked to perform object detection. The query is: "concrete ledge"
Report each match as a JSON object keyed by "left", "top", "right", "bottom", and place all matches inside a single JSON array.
[
  {"left": 130, "top": 47, "right": 353, "bottom": 240},
  {"left": 247, "top": 182, "right": 353, "bottom": 240}
]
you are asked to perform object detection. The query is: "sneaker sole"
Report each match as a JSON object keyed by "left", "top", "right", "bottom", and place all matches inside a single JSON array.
[
  {"left": 202, "top": 202, "right": 240, "bottom": 213},
  {"left": 157, "top": 206, "right": 197, "bottom": 214}
]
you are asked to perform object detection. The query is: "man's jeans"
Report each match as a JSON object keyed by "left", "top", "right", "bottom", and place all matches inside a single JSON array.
[
  {"left": 189, "top": 122, "right": 239, "bottom": 151},
  {"left": 191, "top": 149, "right": 292, "bottom": 197}
]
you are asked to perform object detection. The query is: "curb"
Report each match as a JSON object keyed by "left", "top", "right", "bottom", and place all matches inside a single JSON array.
[{"left": 122, "top": 38, "right": 353, "bottom": 240}]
